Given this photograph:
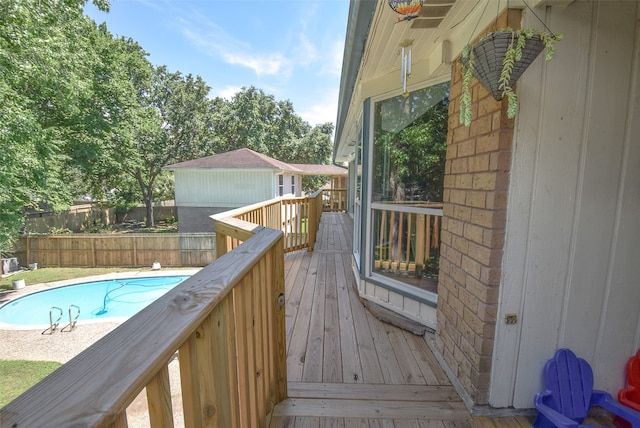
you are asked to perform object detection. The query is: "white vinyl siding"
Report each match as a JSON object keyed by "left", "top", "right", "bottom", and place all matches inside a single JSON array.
[
  {"left": 174, "top": 169, "right": 276, "bottom": 207},
  {"left": 492, "top": 1, "right": 640, "bottom": 408}
]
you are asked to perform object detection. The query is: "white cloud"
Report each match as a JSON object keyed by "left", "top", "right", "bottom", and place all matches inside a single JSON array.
[
  {"left": 320, "top": 39, "right": 345, "bottom": 77},
  {"left": 293, "top": 33, "right": 319, "bottom": 67},
  {"left": 221, "top": 51, "right": 291, "bottom": 77},
  {"left": 182, "top": 25, "right": 292, "bottom": 77},
  {"left": 214, "top": 86, "right": 243, "bottom": 100},
  {"left": 298, "top": 89, "right": 339, "bottom": 127}
]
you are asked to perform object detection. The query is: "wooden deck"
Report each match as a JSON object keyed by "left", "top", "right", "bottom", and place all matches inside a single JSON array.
[
  {"left": 271, "top": 213, "right": 509, "bottom": 426},
  {"left": 271, "top": 213, "right": 622, "bottom": 427}
]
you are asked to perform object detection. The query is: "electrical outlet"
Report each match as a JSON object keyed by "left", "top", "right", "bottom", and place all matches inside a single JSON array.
[{"left": 505, "top": 313, "right": 518, "bottom": 325}]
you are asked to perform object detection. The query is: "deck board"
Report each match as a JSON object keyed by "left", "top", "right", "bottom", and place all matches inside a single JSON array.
[
  {"left": 276, "top": 213, "right": 547, "bottom": 427},
  {"left": 302, "top": 252, "right": 327, "bottom": 382}
]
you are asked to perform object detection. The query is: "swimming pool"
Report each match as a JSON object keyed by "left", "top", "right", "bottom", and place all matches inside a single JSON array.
[{"left": 0, "top": 275, "right": 190, "bottom": 329}]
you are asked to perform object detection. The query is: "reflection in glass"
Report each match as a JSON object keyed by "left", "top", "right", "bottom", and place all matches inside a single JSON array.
[{"left": 370, "top": 82, "right": 449, "bottom": 294}]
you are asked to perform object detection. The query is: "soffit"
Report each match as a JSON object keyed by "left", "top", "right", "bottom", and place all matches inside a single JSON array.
[
  {"left": 335, "top": 0, "right": 507, "bottom": 162},
  {"left": 360, "top": 1, "right": 478, "bottom": 86}
]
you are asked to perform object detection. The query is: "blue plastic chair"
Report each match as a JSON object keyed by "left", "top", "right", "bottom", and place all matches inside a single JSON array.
[{"left": 534, "top": 348, "right": 640, "bottom": 428}]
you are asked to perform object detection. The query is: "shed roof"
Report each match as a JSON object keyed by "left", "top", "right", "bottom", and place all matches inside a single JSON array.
[
  {"left": 164, "top": 148, "right": 345, "bottom": 176},
  {"left": 289, "top": 164, "right": 347, "bottom": 176},
  {"left": 164, "top": 148, "right": 300, "bottom": 172}
]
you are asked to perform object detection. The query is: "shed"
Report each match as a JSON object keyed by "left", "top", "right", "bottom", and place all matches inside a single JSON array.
[
  {"left": 164, "top": 148, "right": 347, "bottom": 233},
  {"left": 164, "top": 148, "right": 303, "bottom": 233}
]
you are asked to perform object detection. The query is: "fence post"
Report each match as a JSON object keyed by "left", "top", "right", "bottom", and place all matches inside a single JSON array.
[
  {"left": 91, "top": 237, "right": 96, "bottom": 267},
  {"left": 56, "top": 237, "right": 61, "bottom": 267}
]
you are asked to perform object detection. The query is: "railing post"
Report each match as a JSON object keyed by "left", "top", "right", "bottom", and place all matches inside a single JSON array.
[
  {"left": 307, "top": 197, "right": 317, "bottom": 252},
  {"left": 215, "top": 233, "right": 227, "bottom": 258},
  {"left": 416, "top": 214, "right": 426, "bottom": 277}
]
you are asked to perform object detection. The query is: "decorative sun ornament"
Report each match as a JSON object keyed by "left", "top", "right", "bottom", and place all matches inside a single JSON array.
[{"left": 388, "top": 0, "right": 423, "bottom": 22}]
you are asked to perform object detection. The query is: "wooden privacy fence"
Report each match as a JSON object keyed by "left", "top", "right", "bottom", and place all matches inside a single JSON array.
[
  {"left": 372, "top": 202, "right": 443, "bottom": 278},
  {"left": 0, "top": 211, "right": 287, "bottom": 427},
  {"left": 212, "top": 190, "right": 324, "bottom": 255},
  {"left": 24, "top": 205, "right": 177, "bottom": 234},
  {"left": 14, "top": 233, "right": 216, "bottom": 268}
]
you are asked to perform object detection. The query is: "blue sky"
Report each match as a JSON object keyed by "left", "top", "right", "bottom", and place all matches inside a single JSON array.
[{"left": 84, "top": 0, "right": 349, "bottom": 127}]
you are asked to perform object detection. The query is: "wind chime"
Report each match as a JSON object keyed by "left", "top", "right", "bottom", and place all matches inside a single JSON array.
[
  {"left": 400, "top": 39, "right": 414, "bottom": 97},
  {"left": 388, "top": 0, "right": 423, "bottom": 96}
]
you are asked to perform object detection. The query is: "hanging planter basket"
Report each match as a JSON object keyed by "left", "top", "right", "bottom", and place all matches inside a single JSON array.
[
  {"left": 460, "top": 32, "right": 545, "bottom": 101},
  {"left": 458, "top": 28, "right": 562, "bottom": 126}
]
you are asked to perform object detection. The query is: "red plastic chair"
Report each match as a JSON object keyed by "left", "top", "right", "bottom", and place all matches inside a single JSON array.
[
  {"left": 620, "top": 349, "right": 640, "bottom": 412},
  {"left": 534, "top": 348, "right": 640, "bottom": 428}
]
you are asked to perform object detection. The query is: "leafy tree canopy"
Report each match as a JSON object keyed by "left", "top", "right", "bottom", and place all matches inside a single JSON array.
[
  {"left": 0, "top": 0, "right": 110, "bottom": 241},
  {"left": 0, "top": 1, "right": 335, "bottom": 243}
]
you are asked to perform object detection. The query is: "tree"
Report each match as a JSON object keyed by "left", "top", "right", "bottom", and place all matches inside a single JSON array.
[
  {"left": 373, "top": 83, "right": 449, "bottom": 202},
  {"left": 284, "top": 122, "right": 335, "bottom": 193},
  {"left": 211, "top": 87, "right": 335, "bottom": 193},
  {"left": 211, "top": 87, "right": 306, "bottom": 157},
  {"left": 71, "top": 30, "right": 155, "bottom": 207},
  {"left": 127, "top": 68, "right": 214, "bottom": 226},
  {"left": 0, "top": 0, "right": 110, "bottom": 244}
]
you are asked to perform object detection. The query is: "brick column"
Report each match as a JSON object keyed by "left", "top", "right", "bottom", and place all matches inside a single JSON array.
[{"left": 436, "top": 10, "right": 518, "bottom": 405}]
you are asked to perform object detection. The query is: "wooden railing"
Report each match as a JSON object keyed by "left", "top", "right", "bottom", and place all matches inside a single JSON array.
[
  {"left": 372, "top": 202, "right": 443, "bottom": 279},
  {"left": 0, "top": 217, "right": 287, "bottom": 427},
  {"left": 211, "top": 190, "right": 324, "bottom": 256},
  {"left": 322, "top": 188, "right": 347, "bottom": 212}
]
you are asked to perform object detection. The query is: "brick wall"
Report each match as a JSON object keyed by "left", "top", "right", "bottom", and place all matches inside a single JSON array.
[{"left": 435, "top": 10, "right": 518, "bottom": 405}]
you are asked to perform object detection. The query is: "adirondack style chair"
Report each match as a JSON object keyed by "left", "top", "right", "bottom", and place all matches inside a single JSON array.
[
  {"left": 619, "top": 349, "right": 640, "bottom": 412},
  {"left": 534, "top": 348, "right": 640, "bottom": 428}
]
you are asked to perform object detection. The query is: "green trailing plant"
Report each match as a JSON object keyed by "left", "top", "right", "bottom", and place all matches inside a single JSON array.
[
  {"left": 460, "top": 44, "right": 475, "bottom": 127},
  {"left": 460, "top": 28, "right": 562, "bottom": 126}
]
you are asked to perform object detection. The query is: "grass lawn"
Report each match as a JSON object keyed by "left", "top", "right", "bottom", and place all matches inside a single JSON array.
[
  {"left": 0, "top": 360, "right": 62, "bottom": 407},
  {"left": 0, "top": 267, "right": 152, "bottom": 291}
]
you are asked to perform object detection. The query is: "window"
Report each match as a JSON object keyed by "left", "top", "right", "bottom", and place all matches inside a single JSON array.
[
  {"left": 369, "top": 82, "right": 449, "bottom": 295},
  {"left": 291, "top": 176, "right": 295, "bottom": 195},
  {"left": 278, "top": 175, "right": 284, "bottom": 197}
]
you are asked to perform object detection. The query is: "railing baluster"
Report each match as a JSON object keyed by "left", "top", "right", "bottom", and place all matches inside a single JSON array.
[
  {"left": 405, "top": 212, "right": 412, "bottom": 273},
  {"left": 416, "top": 214, "right": 426, "bottom": 276},
  {"left": 432, "top": 215, "right": 440, "bottom": 248},
  {"left": 254, "top": 258, "right": 267, "bottom": 426},
  {"left": 146, "top": 365, "right": 174, "bottom": 428},
  {"left": 178, "top": 334, "right": 203, "bottom": 428},
  {"left": 378, "top": 210, "right": 386, "bottom": 269},
  {"left": 210, "top": 298, "right": 240, "bottom": 427},
  {"left": 426, "top": 214, "right": 432, "bottom": 261},
  {"left": 273, "top": 238, "right": 287, "bottom": 401}
]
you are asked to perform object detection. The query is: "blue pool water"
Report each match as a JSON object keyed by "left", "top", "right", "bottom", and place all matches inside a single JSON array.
[{"left": 0, "top": 275, "right": 190, "bottom": 327}]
